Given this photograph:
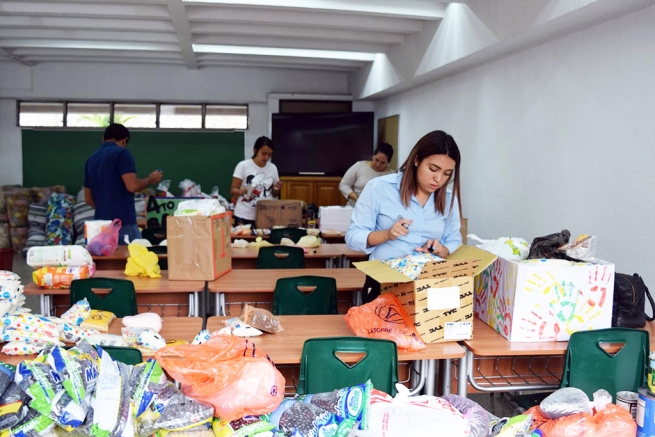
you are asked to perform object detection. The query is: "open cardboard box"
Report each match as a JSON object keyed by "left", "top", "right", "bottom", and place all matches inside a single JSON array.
[{"left": 354, "top": 245, "right": 496, "bottom": 343}]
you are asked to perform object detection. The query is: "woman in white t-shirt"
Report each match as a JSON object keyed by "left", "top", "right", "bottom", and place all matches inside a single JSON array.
[
  {"left": 230, "top": 136, "right": 283, "bottom": 225},
  {"left": 339, "top": 143, "right": 395, "bottom": 207}
]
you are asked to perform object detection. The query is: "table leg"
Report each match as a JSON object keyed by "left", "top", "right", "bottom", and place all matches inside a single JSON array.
[
  {"left": 457, "top": 351, "right": 470, "bottom": 397},
  {"left": 39, "top": 295, "right": 48, "bottom": 316},
  {"left": 215, "top": 292, "right": 226, "bottom": 316},
  {"left": 408, "top": 360, "right": 427, "bottom": 395},
  {"left": 424, "top": 359, "right": 436, "bottom": 396},
  {"left": 440, "top": 359, "right": 452, "bottom": 396}
]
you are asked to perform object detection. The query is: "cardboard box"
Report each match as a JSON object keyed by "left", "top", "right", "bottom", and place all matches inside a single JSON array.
[
  {"left": 167, "top": 213, "right": 232, "bottom": 281},
  {"left": 354, "top": 247, "right": 496, "bottom": 343},
  {"left": 256, "top": 200, "right": 303, "bottom": 229},
  {"left": 451, "top": 245, "right": 616, "bottom": 342},
  {"left": 319, "top": 206, "right": 353, "bottom": 233}
]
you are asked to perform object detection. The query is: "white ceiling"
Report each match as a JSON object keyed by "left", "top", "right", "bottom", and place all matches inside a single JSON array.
[{"left": 0, "top": 0, "right": 454, "bottom": 72}]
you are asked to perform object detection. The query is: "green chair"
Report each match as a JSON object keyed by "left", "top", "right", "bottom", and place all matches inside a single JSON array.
[
  {"left": 272, "top": 276, "right": 338, "bottom": 315},
  {"left": 101, "top": 346, "right": 143, "bottom": 365},
  {"left": 70, "top": 278, "right": 138, "bottom": 318},
  {"left": 257, "top": 246, "right": 305, "bottom": 269},
  {"left": 142, "top": 227, "right": 167, "bottom": 246},
  {"left": 511, "top": 327, "right": 649, "bottom": 410},
  {"left": 297, "top": 337, "right": 399, "bottom": 396},
  {"left": 269, "top": 227, "right": 307, "bottom": 244}
]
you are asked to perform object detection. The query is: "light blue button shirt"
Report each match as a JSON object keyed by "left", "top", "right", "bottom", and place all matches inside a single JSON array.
[{"left": 345, "top": 172, "right": 462, "bottom": 261}]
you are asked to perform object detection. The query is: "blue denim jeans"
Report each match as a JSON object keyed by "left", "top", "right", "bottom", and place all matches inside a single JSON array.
[{"left": 119, "top": 224, "right": 142, "bottom": 245}]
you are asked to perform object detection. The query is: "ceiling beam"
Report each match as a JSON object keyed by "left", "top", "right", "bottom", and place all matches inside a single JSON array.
[
  {"left": 12, "top": 47, "right": 184, "bottom": 59},
  {"left": 0, "top": 47, "right": 32, "bottom": 66},
  {"left": 193, "top": 34, "right": 388, "bottom": 53},
  {"left": 191, "top": 22, "right": 405, "bottom": 44},
  {"left": 197, "top": 59, "right": 357, "bottom": 72},
  {"left": 186, "top": 6, "right": 423, "bottom": 33},
  {"left": 166, "top": 0, "right": 198, "bottom": 69},
  {"left": 183, "top": 0, "right": 447, "bottom": 20},
  {"left": 0, "top": 39, "right": 181, "bottom": 52},
  {"left": 0, "top": 2, "right": 170, "bottom": 20},
  {"left": 196, "top": 52, "right": 364, "bottom": 67},
  {"left": 21, "top": 56, "right": 186, "bottom": 66},
  {"left": 0, "top": 28, "right": 179, "bottom": 44},
  {"left": 0, "top": 16, "right": 175, "bottom": 32}
]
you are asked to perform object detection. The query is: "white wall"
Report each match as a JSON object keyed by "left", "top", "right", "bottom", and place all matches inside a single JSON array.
[
  {"left": 0, "top": 62, "right": 350, "bottom": 185},
  {"left": 374, "top": 5, "right": 655, "bottom": 283}
]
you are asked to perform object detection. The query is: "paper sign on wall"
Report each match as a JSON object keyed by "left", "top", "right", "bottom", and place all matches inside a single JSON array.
[{"left": 427, "top": 286, "right": 461, "bottom": 310}]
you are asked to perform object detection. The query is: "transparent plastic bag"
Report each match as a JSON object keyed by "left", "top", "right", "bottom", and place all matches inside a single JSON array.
[
  {"left": 540, "top": 387, "right": 592, "bottom": 419},
  {"left": 240, "top": 305, "right": 283, "bottom": 334},
  {"left": 87, "top": 219, "right": 121, "bottom": 256},
  {"left": 442, "top": 394, "right": 491, "bottom": 437}
]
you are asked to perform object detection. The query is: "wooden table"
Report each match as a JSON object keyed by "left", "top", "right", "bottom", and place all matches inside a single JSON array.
[
  {"left": 206, "top": 315, "right": 466, "bottom": 397},
  {"left": 331, "top": 244, "right": 367, "bottom": 267},
  {"left": 321, "top": 232, "right": 345, "bottom": 244},
  {"left": 231, "top": 245, "right": 342, "bottom": 269},
  {"left": 24, "top": 271, "right": 205, "bottom": 317},
  {"left": 93, "top": 246, "right": 167, "bottom": 271},
  {"left": 207, "top": 268, "right": 365, "bottom": 316},
  {"left": 0, "top": 317, "right": 203, "bottom": 366}
]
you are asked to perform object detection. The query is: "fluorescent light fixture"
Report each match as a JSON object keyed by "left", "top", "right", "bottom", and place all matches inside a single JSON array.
[{"left": 193, "top": 44, "right": 377, "bottom": 61}]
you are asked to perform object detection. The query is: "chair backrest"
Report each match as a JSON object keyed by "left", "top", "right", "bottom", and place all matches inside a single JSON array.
[
  {"left": 142, "top": 227, "right": 167, "bottom": 246},
  {"left": 269, "top": 227, "right": 307, "bottom": 244},
  {"left": 257, "top": 246, "right": 305, "bottom": 269},
  {"left": 297, "top": 337, "right": 399, "bottom": 396},
  {"left": 560, "top": 328, "right": 649, "bottom": 401},
  {"left": 70, "top": 278, "right": 138, "bottom": 318},
  {"left": 101, "top": 346, "right": 144, "bottom": 365},
  {"left": 273, "top": 276, "right": 338, "bottom": 315}
]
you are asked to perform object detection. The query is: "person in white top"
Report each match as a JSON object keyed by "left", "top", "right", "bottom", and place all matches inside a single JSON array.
[
  {"left": 339, "top": 143, "right": 395, "bottom": 207},
  {"left": 230, "top": 136, "right": 283, "bottom": 225}
]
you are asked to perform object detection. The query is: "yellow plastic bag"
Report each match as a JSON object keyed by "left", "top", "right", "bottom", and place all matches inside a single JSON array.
[
  {"left": 247, "top": 236, "right": 273, "bottom": 248},
  {"left": 80, "top": 309, "right": 116, "bottom": 332},
  {"left": 124, "top": 243, "right": 161, "bottom": 279}
]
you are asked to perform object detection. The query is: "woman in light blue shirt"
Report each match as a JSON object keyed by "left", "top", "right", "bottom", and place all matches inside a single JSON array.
[{"left": 346, "top": 130, "right": 463, "bottom": 302}]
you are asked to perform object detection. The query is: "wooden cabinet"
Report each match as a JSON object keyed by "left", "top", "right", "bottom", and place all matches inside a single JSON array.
[{"left": 280, "top": 176, "right": 346, "bottom": 207}]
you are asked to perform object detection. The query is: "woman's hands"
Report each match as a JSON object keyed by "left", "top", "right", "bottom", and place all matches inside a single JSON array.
[
  {"left": 415, "top": 239, "right": 446, "bottom": 257},
  {"left": 273, "top": 180, "right": 283, "bottom": 191},
  {"left": 387, "top": 218, "right": 412, "bottom": 241}
]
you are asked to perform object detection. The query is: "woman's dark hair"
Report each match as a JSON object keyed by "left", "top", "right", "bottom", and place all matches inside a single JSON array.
[
  {"left": 103, "top": 124, "right": 130, "bottom": 142},
  {"left": 399, "top": 130, "right": 461, "bottom": 216},
  {"left": 374, "top": 143, "right": 394, "bottom": 161},
  {"left": 252, "top": 136, "right": 274, "bottom": 158}
]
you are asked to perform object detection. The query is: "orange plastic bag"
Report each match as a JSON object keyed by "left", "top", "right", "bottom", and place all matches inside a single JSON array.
[
  {"left": 345, "top": 293, "right": 426, "bottom": 351},
  {"left": 155, "top": 334, "right": 285, "bottom": 421},
  {"left": 536, "top": 404, "right": 636, "bottom": 437},
  {"left": 32, "top": 265, "right": 95, "bottom": 289}
]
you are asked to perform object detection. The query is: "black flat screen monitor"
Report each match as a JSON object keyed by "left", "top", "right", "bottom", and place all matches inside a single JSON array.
[{"left": 272, "top": 112, "right": 374, "bottom": 176}]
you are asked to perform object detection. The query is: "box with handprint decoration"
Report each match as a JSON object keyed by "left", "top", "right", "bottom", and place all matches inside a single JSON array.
[{"left": 453, "top": 244, "right": 615, "bottom": 342}]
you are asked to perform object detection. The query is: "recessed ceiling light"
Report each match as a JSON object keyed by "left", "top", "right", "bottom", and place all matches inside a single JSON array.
[{"left": 192, "top": 44, "right": 378, "bottom": 61}]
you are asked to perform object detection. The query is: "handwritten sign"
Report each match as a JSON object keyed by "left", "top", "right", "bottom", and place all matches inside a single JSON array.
[{"left": 145, "top": 196, "right": 188, "bottom": 229}]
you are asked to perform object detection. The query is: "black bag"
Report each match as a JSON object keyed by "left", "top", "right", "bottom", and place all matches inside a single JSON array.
[{"left": 612, "top": 273, "right": 655, "bottom": 328}]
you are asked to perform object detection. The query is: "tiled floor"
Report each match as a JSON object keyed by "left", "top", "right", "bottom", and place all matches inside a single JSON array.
[{"left": 7, "top": 252, "right": 518, "bottom": 417}]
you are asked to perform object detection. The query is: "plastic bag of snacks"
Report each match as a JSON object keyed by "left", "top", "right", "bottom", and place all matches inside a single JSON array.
[
  {"left": 59, "top": 323, "right": 102, "bottom": 343},
  {"left": 130, "top": 359, "right": 167, "bottom": 419},
  {"left": 0, "top": 382, "right": 31, "bottom": 429},
  {"left": 156, "top": 334, "right": 285, "bottom": 422},
  {"left": 212, "top": 416, "right": 275, "bottom": 437},
  {"left": 122, "top": 326, "right": 166, "bottom": 355},
  {"left": 91, "top": 347, "right": 133, "bottom": 437},
  {"left": 32, "top": 265, "right": 96, "bottom": 290},
  {"left": 296, "top": 381, "right": 373, "bottom": 429},
  {"left": 345, "top": 293, "right": 426, "bottom": 351},
  {"left": 241, "top": 304, "right": 284, "bottom": 333},
  {"left": 61, "top": 298, "right": 91, "bottom": 326},
  {"left": 268, "top": 400, "right": 357, "bottom": 437},
  {"left": 80, "top": 309, "right": 116, "bottom": 332},
  {"left": 26, "top": 246, "right": 93, "bottom": 268}
]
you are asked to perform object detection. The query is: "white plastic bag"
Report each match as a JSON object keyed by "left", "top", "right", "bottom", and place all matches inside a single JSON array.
[
  {"left": 467, "top": 234, "right": 530, "bottom": 261},
  {"left": 364, "top": 384, "right": 470, "bottom": 437},
  {"left": 540, "top": 387, "right": 592, "bottom": 419}
]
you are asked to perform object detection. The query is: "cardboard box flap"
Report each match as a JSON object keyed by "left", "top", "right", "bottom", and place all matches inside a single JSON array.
[
  {"left": 353, "top": 260, "right": 415, "bottom": 284},
  {"left": 419, "top": 259, "right": 481, "bottom": 279},
  {"left": 447, "top": 245, "right": 497, "bottom": 276}
]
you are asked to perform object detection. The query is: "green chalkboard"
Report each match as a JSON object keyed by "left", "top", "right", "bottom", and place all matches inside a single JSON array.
[{"left": 22, "top": 130, "right": 244, "bottom": 198}]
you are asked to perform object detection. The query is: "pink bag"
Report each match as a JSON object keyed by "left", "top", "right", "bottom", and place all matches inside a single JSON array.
[{"left": 87, "top": 219, "right": 121, "bottom": 256}]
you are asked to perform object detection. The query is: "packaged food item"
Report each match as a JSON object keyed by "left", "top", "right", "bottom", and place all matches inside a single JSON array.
[
  {"left": 268, "top": 400, "right": 357, "bottom": 437},
  {"left": 85, "top": 334, "right": 128, "bottom": 347},
  {"left": 191, "top": 330, "right": 211, "bottom": 345},
  {"left": 3, "top": 314, "right": 60, "bottom": 338},
  {"left": 0, "top": 382, "right": 31, "bottom": 430},
  {"left": 0, "top": 270, "right": 21, "bottom": 281},
  {"left": 59, "top": 324, "right": 102, "bottom": 343},
  {"left": 61, "top": 299, "right": 91, "bottom": 326},
  {"left": 165, "top": 339, "right": 188, "bottom": 347},
  {"left": 90, "top": 348, "right": 133, "bottom": 437},
  {"left": 222, "top": 317, "right": 263, "bottom": 337},
  {"left": 0, "top": 361, "right": 16, "bottom": 394},
  {"left": 84, "top": 220, "right": 113, "bottom": 245},
  {"left": 47, "top": 346, "right": 89, "bottom": 405},
  {"left": 80, "top": 309, "right": 116, "bottom": 333},
  {"left": 122, "top": 312, "right": 162, "bottom": 333},
  {"left": 1, "top": 329, "right": 62, "bottom": 345},
  {"left": 26, "top": 246, "right": 93, "bottom": 268},
  {"left": 296, "top": 381, "right": 372, "bottom": 429},
  {"left": 32, "top": 265, "right": 95, "bottom": 290},
  {"left": 345, "top": 294, "right": 426, "bottom": 351},
  {"left": 174, "top": 199, "right": 225, "bottom": 216},
  {"left": 15, "top": 361, "right": 62, "bottom": 418},
  {"left": 241, "top": 305, "right": 284, "bottom": 334},
  {"left": 8, "top": 407, "right": 55, "bottom": 437},
  {"left": 1, "top": 341, "right": 49, "bottom": 355},
  {"left": 496, "top": 414, "right": 531, "bottom": 437},
  {"left": 0, "top": 279, "right": 23, "bottom": 300},
  {"left": 130, "top": 359, "right": 167, "bottom": 418},
  {"left": 121, "top": 326, "right": 166, "bottom": 354},
  {"left": 212, "top": 416, "right": 275, "bottom": 437},
  {"left": 49, "top": 389, "right": 89, "bottom": 429}
]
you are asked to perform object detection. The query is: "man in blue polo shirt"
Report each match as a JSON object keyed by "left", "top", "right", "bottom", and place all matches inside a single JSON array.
[{"left": 84, "top": 124, "right": 163, "bottom": 244}]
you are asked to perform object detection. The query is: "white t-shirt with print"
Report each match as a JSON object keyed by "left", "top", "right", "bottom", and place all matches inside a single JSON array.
[{"left": 233, "top": 159, "right": 280, "bottom": 220}]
